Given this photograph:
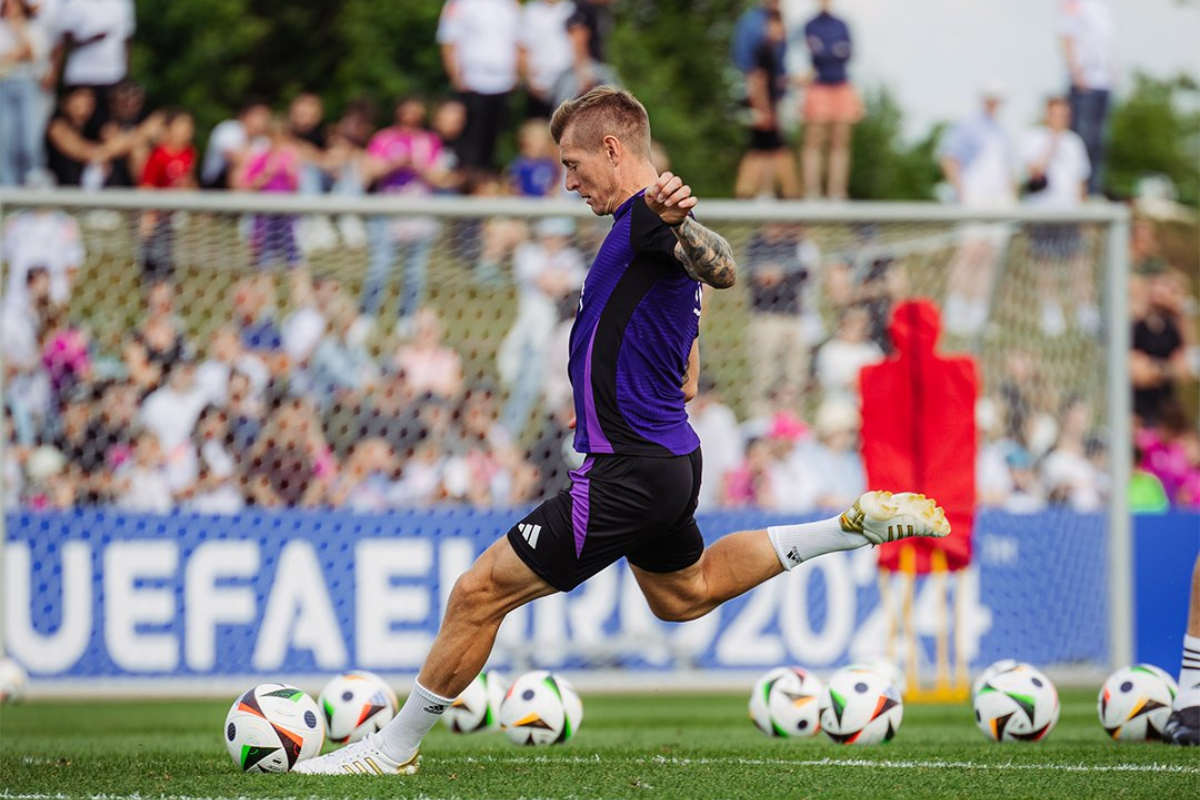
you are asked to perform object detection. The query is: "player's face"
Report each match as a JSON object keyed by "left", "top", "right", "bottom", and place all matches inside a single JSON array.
[{"left": 559, "top": 128, "right": 620, "bottom": 216}]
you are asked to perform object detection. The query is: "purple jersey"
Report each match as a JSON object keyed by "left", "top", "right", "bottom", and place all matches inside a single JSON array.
[{"left": 569, "top": 191, "right": 702, "bottom": 457}]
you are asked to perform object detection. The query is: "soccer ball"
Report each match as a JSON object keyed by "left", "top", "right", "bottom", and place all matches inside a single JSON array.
[
  {"left": 444, "top": 670, "right": 507, "bottom": 734},
  {"left": 0, "top": 659, "right": 28, "bottom": 704},
  {"left": 819, "top": 666, "right": 903, "bottom": 745},
  {"left": 973, "top": 662, "right": 1060, "bottom": 742},
  {"left": 223, "top": 683, "right": 324, "bottom": 772},
  {"left": 749, "top": 666, "right": 823, "bottom": 737},
  {"left": 1098, "top": 664, "right": 1178, "bottom": 741},
  {"left": 973, "top": 658, "right": 1020, "bottom": 699},
  {"left": 498, "top": 670, "right": 583, "bottom": 745},
  {"left": 317, "top": 670, "right": 399, "bottom": 745}
]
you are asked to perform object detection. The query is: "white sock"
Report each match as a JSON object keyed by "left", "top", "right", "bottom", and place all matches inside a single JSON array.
[
  {"left": 1177, "top": 634, "right": 1200, "bottom": 709},
  {"left": 375, "top": 679, "right": 454, "bottom": 762},
  {"left": 767, "top": 515, "right": 867, "bottom": 571}
]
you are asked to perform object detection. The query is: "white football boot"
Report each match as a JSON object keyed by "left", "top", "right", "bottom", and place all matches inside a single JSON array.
[
  {"left": 841, "top": 491, "right": 951, "bottom": 545},
  {"left": 291, "top": 734, "right": 419, "bottom": 776}
]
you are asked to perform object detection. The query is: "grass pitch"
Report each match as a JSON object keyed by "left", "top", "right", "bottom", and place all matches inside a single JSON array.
[{"left": 1, "top": 691, "right": 1196, "bottom": 800}]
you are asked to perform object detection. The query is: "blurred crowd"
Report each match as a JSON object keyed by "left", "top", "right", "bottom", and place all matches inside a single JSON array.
[{"left": 2, "top": 0, "right": 1197, "bottom": 515}]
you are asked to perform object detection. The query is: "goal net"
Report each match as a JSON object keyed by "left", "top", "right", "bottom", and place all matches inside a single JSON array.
[{"left": 0, "top": 189, "right": 1129, "bottom": 694}]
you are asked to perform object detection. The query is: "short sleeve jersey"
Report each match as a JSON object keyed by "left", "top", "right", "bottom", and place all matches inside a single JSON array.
[{"left": 569, "top": 191, "right": 701, "bottom": 457}]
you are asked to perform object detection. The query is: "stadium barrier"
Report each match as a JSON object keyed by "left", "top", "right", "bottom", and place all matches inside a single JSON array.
[
  {"left": 4, "top": 507, "right": 1153, "bottom": 694},
  {"left": 0, "top": 189, "right": 1133, "bottom": 693}
]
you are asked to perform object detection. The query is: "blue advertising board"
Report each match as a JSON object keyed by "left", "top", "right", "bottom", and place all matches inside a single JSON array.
[{"left": 2, "top": 507, "right": 1143, "bottom": 685}]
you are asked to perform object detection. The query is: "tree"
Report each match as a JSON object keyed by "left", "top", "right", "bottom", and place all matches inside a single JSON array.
[
  {"left": 1105, "top": 72, "right": 1200, "bottom": 206},
  {"left": 847, "top": 87, "right": 943, "bottom": 201}
]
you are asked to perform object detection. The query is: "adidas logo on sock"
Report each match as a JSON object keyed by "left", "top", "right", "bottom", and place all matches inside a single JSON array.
[
  {"left": 424, "top": 703, "right": 447, "bottom": 715},
  {"left": 519, "top": 523, "right": 542, "bottom": 548}
]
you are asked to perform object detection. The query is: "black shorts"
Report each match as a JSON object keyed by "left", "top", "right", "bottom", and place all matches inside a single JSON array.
[
  {"left": 507, "top": 449, "right": 704, "bottom": 592},
  {"left": 748, "top": 127, "right": 785, "bottom": 152}
]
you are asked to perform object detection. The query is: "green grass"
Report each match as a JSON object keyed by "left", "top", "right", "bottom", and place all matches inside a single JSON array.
[{"left": 1, "top": 691, "right": 1196, "bottom": 800}]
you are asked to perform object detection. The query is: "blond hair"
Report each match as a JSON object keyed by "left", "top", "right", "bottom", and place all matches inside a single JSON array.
[{"left": 550, "top": 86, "right": 652, "bottom": 159}]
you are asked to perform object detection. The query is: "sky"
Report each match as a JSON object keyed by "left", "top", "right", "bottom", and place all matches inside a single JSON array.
[{"left": 780, "top": 0, "right": 1200, "bottom": 139}]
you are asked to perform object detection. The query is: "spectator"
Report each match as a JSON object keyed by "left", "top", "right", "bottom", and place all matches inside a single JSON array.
[
  {"left": 362, "top": 96, "right": 445, "bottom": 331},
  {"left": 346, "top": 369, "right": 422, "bottom": 461},
  {"left": 938, "top": 83, "right": 1017, "bottom": 337},
  {"left": 39, "top": 303, "right": 90, "bottom": 407},
  {"left": 43, "top": 381, "right": 91, "bottom": 495},
  {"left": 1021, "top": 96, "right": 1093, "bottom": 337},
  {"left": 1058, "top": 0, "right": 1115, "bottom": 196},
  {"left": 114, "top": 429, "right": 173, "bottom": 513},
  {"left": 195, "top": 324, "right": 269, "bottom": 408},
  {"left": 526, "top": 395, "right": 582, "bottom": 501},
  {"left": 80, "top": 378, "right": 138, "bottom": 501},
  {"left": 281, "top": 271, "right": 336, "bottom": 378},
  {"left": 518, "top": 0, "right": 575, "bottom": 120},
  {"left": 443, "top": 386, "right": 534, "bottom": 507},
  {"left": 1129, "top": 442, "right": 1170, "bottom": 513},
  {"left": 1, "top": 267, "right": 52, "bottom": 443},
  {"left": 45, "top": 86, "right": 128, "bottom": 187},
  {"left": 1041, "top": 395, "right": 1106, "bottom": 510},
  {"left": 468, "top": 168, "right": 530, "bottom": 283},
  {"left": 181, "top": 404, "right": 244, "bottom": 514},
  {"left": 730, "top": 0, "right": 779, "bottom": 76},
  {"left": 99, "top": 79, "right": 161, "bottom": 187},
  {"left": 52, "top": 0, "right": 134, "bottom": 135},
  {"left": 799, "top": 0, "right": 862, "bottom": 200},
  {"left": 199, "top": 99, "right": 270, "bottom": 189},
  {"left": 744, "top": 222, "right": 820, "bottom": 413},
  {"left": 3, "top": 203, "right": 83, "bottom": 309},
  {"left": 437, "top": 0, "right": 520, "bottom": 171},
  {"left": 1003, "top": 446, "right": 1047, "bottom": 513},
  {"left": 23, "top": 442, "right": 74, "bottom": 508},
  {"left": 805, "top": 398, "right": 866, "bottom": 509},
  {"left": 1131, "top": 263, "right": 1194, "bottom": 425},
  {"left": 507, "top": 118, "right": 560, "bottom": 197},
  {"left": 429, "top": 97, "right": 468, "bottom": 194},
  {"left": 1137, "top": 399, "right": 1194, "bottom": 506},
  {"left": 244, "top": 395, "right": 335, "bottom": 508},
  {"left": 311, "top": 296, "right": 379, "bottom": 411},
  {"left": 391, "top": 307, "right": 464, "bottom": 401},
  {"left": 287, "top": 91, "right": 329, "bottom": 194},
  {"left": 225, "top": 369, "right": 264, "bottom": 452},
  {"left": 329, "top": 438, "right": 401, "bottom": 512},
  {"left": 0, "top": 0, "right": 48, "bottom": 186},
  {"left": 497, "top": 216, "right": 585, "bottom": 434},
  {"left": 231, "top": 275, "right": 288, "bottom": 377},
  {"left": 688, "top": 377, "right": 744, "bottom": 511},
  {"left": 560, "top": 0, "right": 618, "bottom": 106},
  {"left": 735, "top": 8, "right": 797, "bottom": 199},
  {"left": 3, "top": 406, "right": 25, "bottom": 507},
  {"left": 140, "top": 358, "right": 208, "bottom": 463},
  {"left": 237, "top": 117, "right": 304, "bottom": 271},
  {"left": 139, "top": 108, "right": 196, "bottom": 283},
  {"left": 123, "top": 280, "right": 191, "bottom": 393},
  {"left": 814, "top": 304, "right": 883, "bottom": 406}
]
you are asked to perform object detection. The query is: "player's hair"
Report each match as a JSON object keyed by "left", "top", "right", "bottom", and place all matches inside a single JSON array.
[{"left": 550, "top": 86, "right": 652, "bottom": 159}]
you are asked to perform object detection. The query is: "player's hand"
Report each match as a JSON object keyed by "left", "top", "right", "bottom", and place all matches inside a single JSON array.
[{"left": 645, "top": 171, "right": 698, "bottom": 227}]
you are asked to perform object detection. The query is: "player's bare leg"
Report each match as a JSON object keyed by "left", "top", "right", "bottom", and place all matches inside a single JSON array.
[
  {"left": 633, "top": 491, "right": 950, "bottom": 622},
  {"left": 1164, "top": 555, "right": 1200, "bottom": 746},
  {"left": 293, "top": 538, "right": 556, "bottom": 774}
]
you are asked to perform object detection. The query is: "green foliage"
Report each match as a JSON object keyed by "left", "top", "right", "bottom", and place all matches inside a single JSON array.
[
  {"left": 1105, "top": 72, "right": 1200, "bottom": 206},
  {"left": 846, "top": 86, "right": 943, "bottom": 201}
]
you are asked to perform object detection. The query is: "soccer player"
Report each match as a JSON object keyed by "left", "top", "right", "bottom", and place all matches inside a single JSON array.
[
  {"left": 295, "top": 86, "right": 950, "bottom": 776},
  {"left": 1164, "top": 555, "right": 1200, "bottom": 746}
]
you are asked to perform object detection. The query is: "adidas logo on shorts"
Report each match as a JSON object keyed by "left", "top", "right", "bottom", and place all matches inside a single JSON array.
[{"left": 519, "top": 523, "right": 542, "bottom": 549}]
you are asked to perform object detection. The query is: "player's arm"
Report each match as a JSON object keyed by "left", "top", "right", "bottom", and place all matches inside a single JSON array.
[{"left": 645, "top": 172, "right": 737, "bottom": 289}]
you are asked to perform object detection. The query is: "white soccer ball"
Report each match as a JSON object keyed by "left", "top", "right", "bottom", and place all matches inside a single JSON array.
[
  {"left": 819, "top": 666, "right": 903, "bottom": 745},
  {"left": 1098, "top": 664, "right": 1179, "bottom": 741},
  {"left": 0, "top": 658, "right": 28, "bottom": 704},
  {"left": 973, "top": 662, "right": 1060, "bottom": 742},
  {"left": 223, "top": 683, "right": 324, "bottom": 772},
  {"left": 749, "top": 666, "right": 823, "bottom": 738},
  {"left": 973, "top": 658, "right": 1020, "bottom": 699},
  {"left": 498, "top": 670, "right": 582, "bottom": 746},
  {"left": 317, "top": 670, "right": 399, "bottom": 745},
  {"left": 444, "top": 670, "right": 507, "bottom": 734}
]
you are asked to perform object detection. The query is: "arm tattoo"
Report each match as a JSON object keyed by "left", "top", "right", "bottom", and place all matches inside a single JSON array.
[{"left": 671, "top": 217, "right": 737, "bottom": 289}]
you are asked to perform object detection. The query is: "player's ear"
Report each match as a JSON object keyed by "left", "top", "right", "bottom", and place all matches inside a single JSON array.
[{"left": 603, "top": 135, "right": 621, "bottom": 167}]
